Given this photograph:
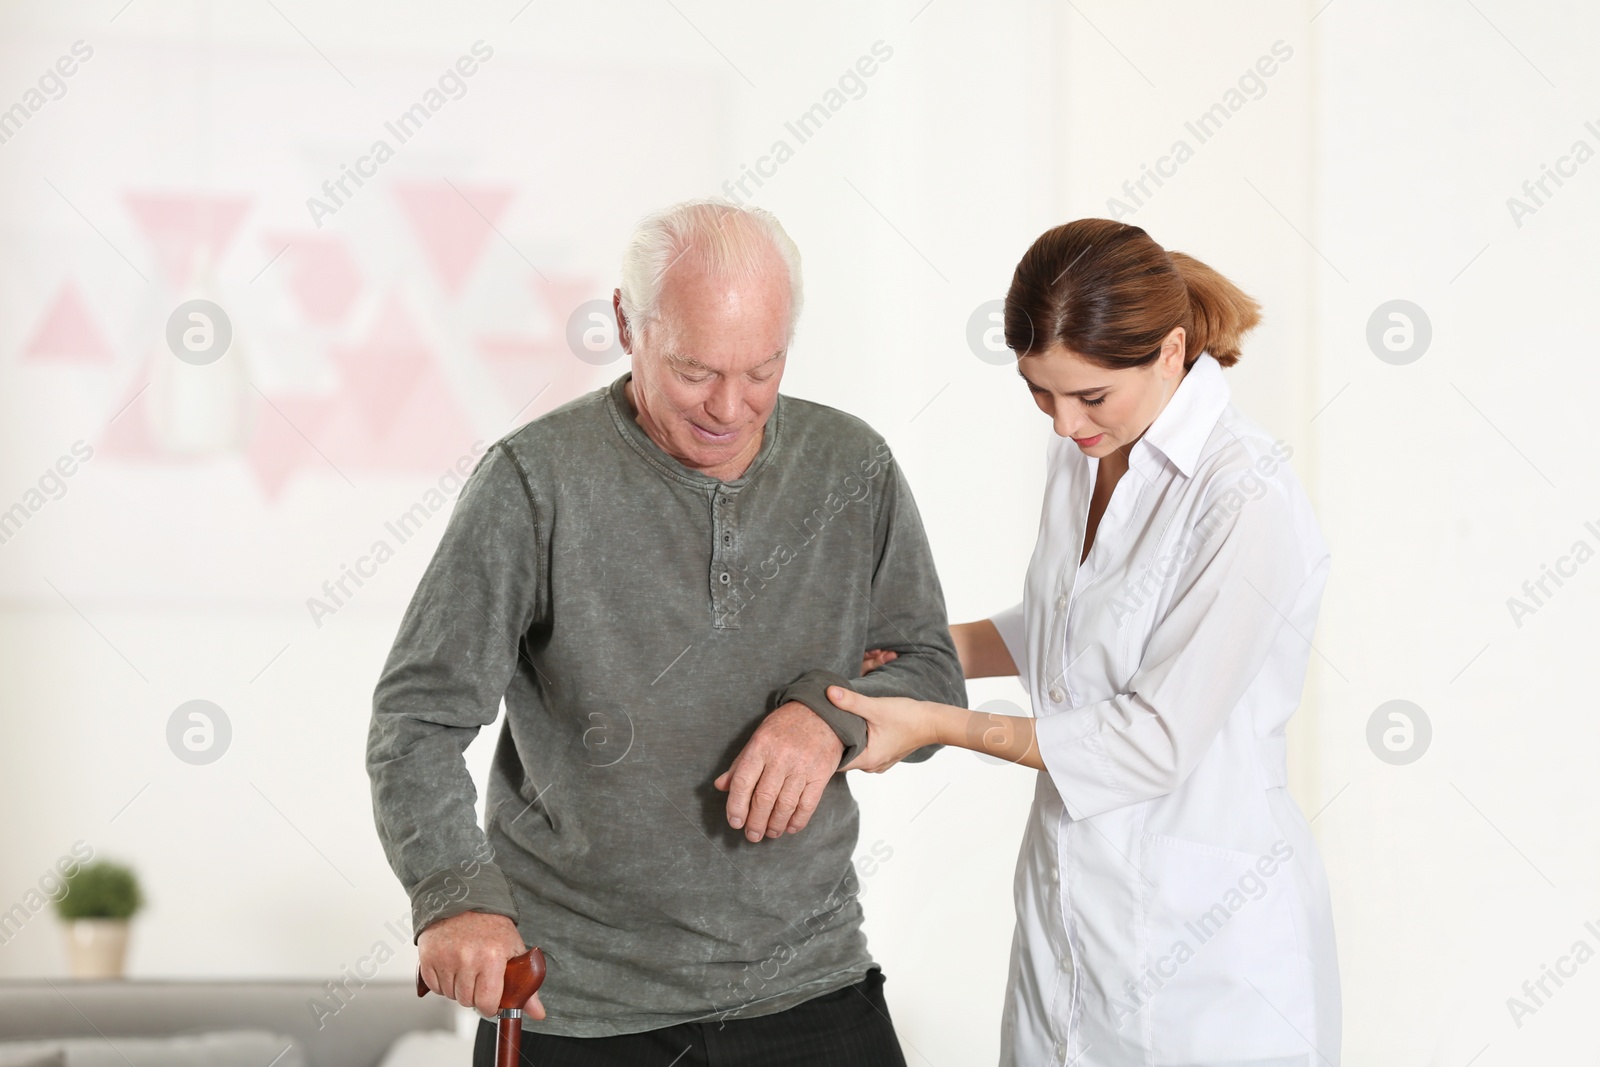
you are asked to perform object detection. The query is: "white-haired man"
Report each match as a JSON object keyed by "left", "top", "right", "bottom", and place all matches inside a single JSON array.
[{"left": 368, "top": 200, "right": 964, "bottom": 1065}]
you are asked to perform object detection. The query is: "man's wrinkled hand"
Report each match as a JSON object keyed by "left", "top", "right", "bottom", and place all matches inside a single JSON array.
[
  {"left": 714, "top": 701, "right": 843, "bottom": 843},
  {"left": 417, "top": 910, "right": 547, "bottom": 1020}
]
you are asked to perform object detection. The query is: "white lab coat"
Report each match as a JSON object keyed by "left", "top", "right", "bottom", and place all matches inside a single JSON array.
[{"left": 989, "top": 353, "right": 1340, "bottom": 1066}]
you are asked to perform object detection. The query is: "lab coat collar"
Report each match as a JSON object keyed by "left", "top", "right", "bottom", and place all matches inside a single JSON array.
[{"left": 1129, "top": 352, "right": 1230, "bottom": 481}]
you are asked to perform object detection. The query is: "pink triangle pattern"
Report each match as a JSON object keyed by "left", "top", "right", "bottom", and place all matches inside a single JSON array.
[
  {"left": 392, "top": 182, "right": 515, "bottom": 297},
  {"left": 328, "top": 291, "right": 434, "bottom": 440},
  {"left": 477, "top": 275, "right": 609, "bottom": 422},
  {"left": 98, "top": 362, "right": 165, "bottom": 461},
  {"left": 261, "top": 232, "right": 363, "bottom": 328},
  {"left": 87, "top": 179, "right": 609, "bottom": 502},
  {"left": 24, "top": 279, "right": 114, "bottom": 363},
  {"left": 123, "top": 192, "right": 252, "bottom": 287},
  {"left": 307, "top": 364, "right": 480, "bottom": 477},
  {"left": 245, "top": 393, "right": 338, "bottom": 502},
  {"left": 476, "top": 335, "right": 564, "bottom": 411},
  {"left": 378, "top": 365, "right": 483, "bottom": 469}
]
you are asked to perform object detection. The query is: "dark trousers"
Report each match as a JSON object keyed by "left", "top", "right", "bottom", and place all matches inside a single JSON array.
[{"left": 472, "top": 967, "right": 908, "bottom": 1067}]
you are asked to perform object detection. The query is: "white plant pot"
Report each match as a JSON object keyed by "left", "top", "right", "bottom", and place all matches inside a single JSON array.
[{"left": 64, "top": 919, "right": 130, "bottom": 979}]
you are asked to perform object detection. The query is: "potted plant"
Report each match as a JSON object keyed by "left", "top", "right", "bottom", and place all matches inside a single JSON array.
[{"left": 55, "top": 860, "right": 144, "bottom": 978}]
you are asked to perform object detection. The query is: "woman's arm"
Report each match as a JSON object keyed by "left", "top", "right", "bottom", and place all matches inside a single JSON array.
[
  {"left": 830, "top": 687, "right": 1044, "bottom": 772},
  {"left": 951, "top": 619, "right": 1018, "bottom": 678},
  {"left": 859, "top": 619, "right": 1018, "bottom": 679}
]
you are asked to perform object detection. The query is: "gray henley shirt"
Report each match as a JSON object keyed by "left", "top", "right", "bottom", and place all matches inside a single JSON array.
[{"left": 367, "top": 372, "right": 965, "bottom": 1037}]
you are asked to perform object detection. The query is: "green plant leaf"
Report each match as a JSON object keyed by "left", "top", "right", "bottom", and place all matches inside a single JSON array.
[{"left": 55, "top": 860, "right": 143, "bottom": 920}]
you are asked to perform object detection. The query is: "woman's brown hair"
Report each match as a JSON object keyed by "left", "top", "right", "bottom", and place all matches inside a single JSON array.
[{"left": 1003, "top": 218, "right": 1261, "bottom": 369}]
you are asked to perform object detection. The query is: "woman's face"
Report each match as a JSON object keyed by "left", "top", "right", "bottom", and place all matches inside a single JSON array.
[{"left": 1017, "top": 327, "right": 1188, "bottom": 458}]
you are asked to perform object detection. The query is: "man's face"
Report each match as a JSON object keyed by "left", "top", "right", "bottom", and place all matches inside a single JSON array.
[{"left": 618, "top": 253, "right": 791, "bottom": 479}]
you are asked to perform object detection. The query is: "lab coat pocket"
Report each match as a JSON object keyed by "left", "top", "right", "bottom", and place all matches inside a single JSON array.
[{"left": 1137, "top": 832, "right": 1319, "bottom": 1066}]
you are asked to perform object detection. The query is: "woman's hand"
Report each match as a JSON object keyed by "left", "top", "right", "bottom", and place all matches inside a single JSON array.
[
  {"left": 831, "top": 685, "right": 1047, "bottom": 773},
  {"left": 860, "top": 648, "right": 898, "bottom": 675},
  {"left": 829, "top": 686, "right": 947, "bottom": 773}
]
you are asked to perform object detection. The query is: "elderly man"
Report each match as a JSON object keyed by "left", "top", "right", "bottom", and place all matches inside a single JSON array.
[{"left": 367, "top": 199, "right": 964, "bottom": 1066}]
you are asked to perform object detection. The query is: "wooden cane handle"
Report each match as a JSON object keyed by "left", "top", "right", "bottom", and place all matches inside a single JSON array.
[
  {"left": 498, "top": 947, "right": 547, "bottom": 1009},
  {"left": 415, "top": 947, "right": 548, "bottom": 1006}
]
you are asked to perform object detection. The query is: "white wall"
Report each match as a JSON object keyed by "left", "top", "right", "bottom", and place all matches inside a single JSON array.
[
  {"left": 1311, "top": 1, "right": 1600, "bottom": 1062},
  {"left": 1, "top": 2, "right": 1596, "bottom": 1065}
]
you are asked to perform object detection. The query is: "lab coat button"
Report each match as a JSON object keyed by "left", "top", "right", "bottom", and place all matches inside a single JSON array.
[{"left": 1048, "top": 685, "right": 1065, "bottom": 703}]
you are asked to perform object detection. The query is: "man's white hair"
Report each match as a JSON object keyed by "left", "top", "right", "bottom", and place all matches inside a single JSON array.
[{"left": 618, "top": 199, "right": 803, "bottom": 342}]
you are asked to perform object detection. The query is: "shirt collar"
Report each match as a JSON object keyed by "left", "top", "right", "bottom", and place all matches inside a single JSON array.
[
  {"left": 1128, "top": 352, "right": 1231, "bottom": 480},
  {"left": 606, "top": 372, "right": 784, "bottom": 489}
]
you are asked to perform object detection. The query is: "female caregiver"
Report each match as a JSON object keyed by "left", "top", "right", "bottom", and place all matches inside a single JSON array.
[{"left": 837, "top": 219, "right": 1340, "bottom": 1066}]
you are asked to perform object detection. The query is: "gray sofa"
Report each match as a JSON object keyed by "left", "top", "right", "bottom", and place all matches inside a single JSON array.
[{"left": 0, "top": 980, "right": 456, "bottom": 1067}]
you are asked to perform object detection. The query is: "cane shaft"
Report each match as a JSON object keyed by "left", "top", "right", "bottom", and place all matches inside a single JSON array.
[{"left": 496, "top": 1014, "right": 521, "bottom": 1067}]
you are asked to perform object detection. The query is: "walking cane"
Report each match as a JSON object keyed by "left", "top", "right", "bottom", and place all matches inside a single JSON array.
[{"left": 416, "top": 948, "right": 548, "bottom": 1067}]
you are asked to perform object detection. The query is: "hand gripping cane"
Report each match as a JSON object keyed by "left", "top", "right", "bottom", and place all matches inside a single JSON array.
[{"left": 417, "top": 948, "right": 548, "bottom": 1067}]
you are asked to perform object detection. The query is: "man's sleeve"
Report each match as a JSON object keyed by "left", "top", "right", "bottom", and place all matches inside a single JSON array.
[
  {"left": 775, "top": 452, "right": 967, "bottom": 767},
  {"left": 366, "top": 443, "right": 545, "bottom": 941}
]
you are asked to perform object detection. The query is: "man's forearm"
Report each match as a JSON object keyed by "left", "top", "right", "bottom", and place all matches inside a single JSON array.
[
  {"left": 774, "top": 668, "right": 866, "bottom": 766},
  {"left": 407, "top": 855, "right": 521, "bottom": 939},
  {"left": 368, "top": 713, "right": 524, "bottom": 938},
  {"left": 850, "top": 643, "right": 965, "bottom": 706}
]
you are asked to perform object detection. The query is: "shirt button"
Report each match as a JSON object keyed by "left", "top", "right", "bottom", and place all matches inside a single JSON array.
[
  {"left": 1060, "top": 957, "right": 1071, "bottom": 973},
  {"left": 722, "top": 534, "right": 731, "bottom": 545},
  {"left": 1054, "top": 1042, "right": 1066, "bottom": 1059},
  {"left": 1048, "top": 685, "right": 1066, "bottom": 704},
  {"left": 1055, "top": 593, "right": 1069, "bottom": 612},
  {"left": 719, "top": 573, "right": 730, "bottom": 584}
]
